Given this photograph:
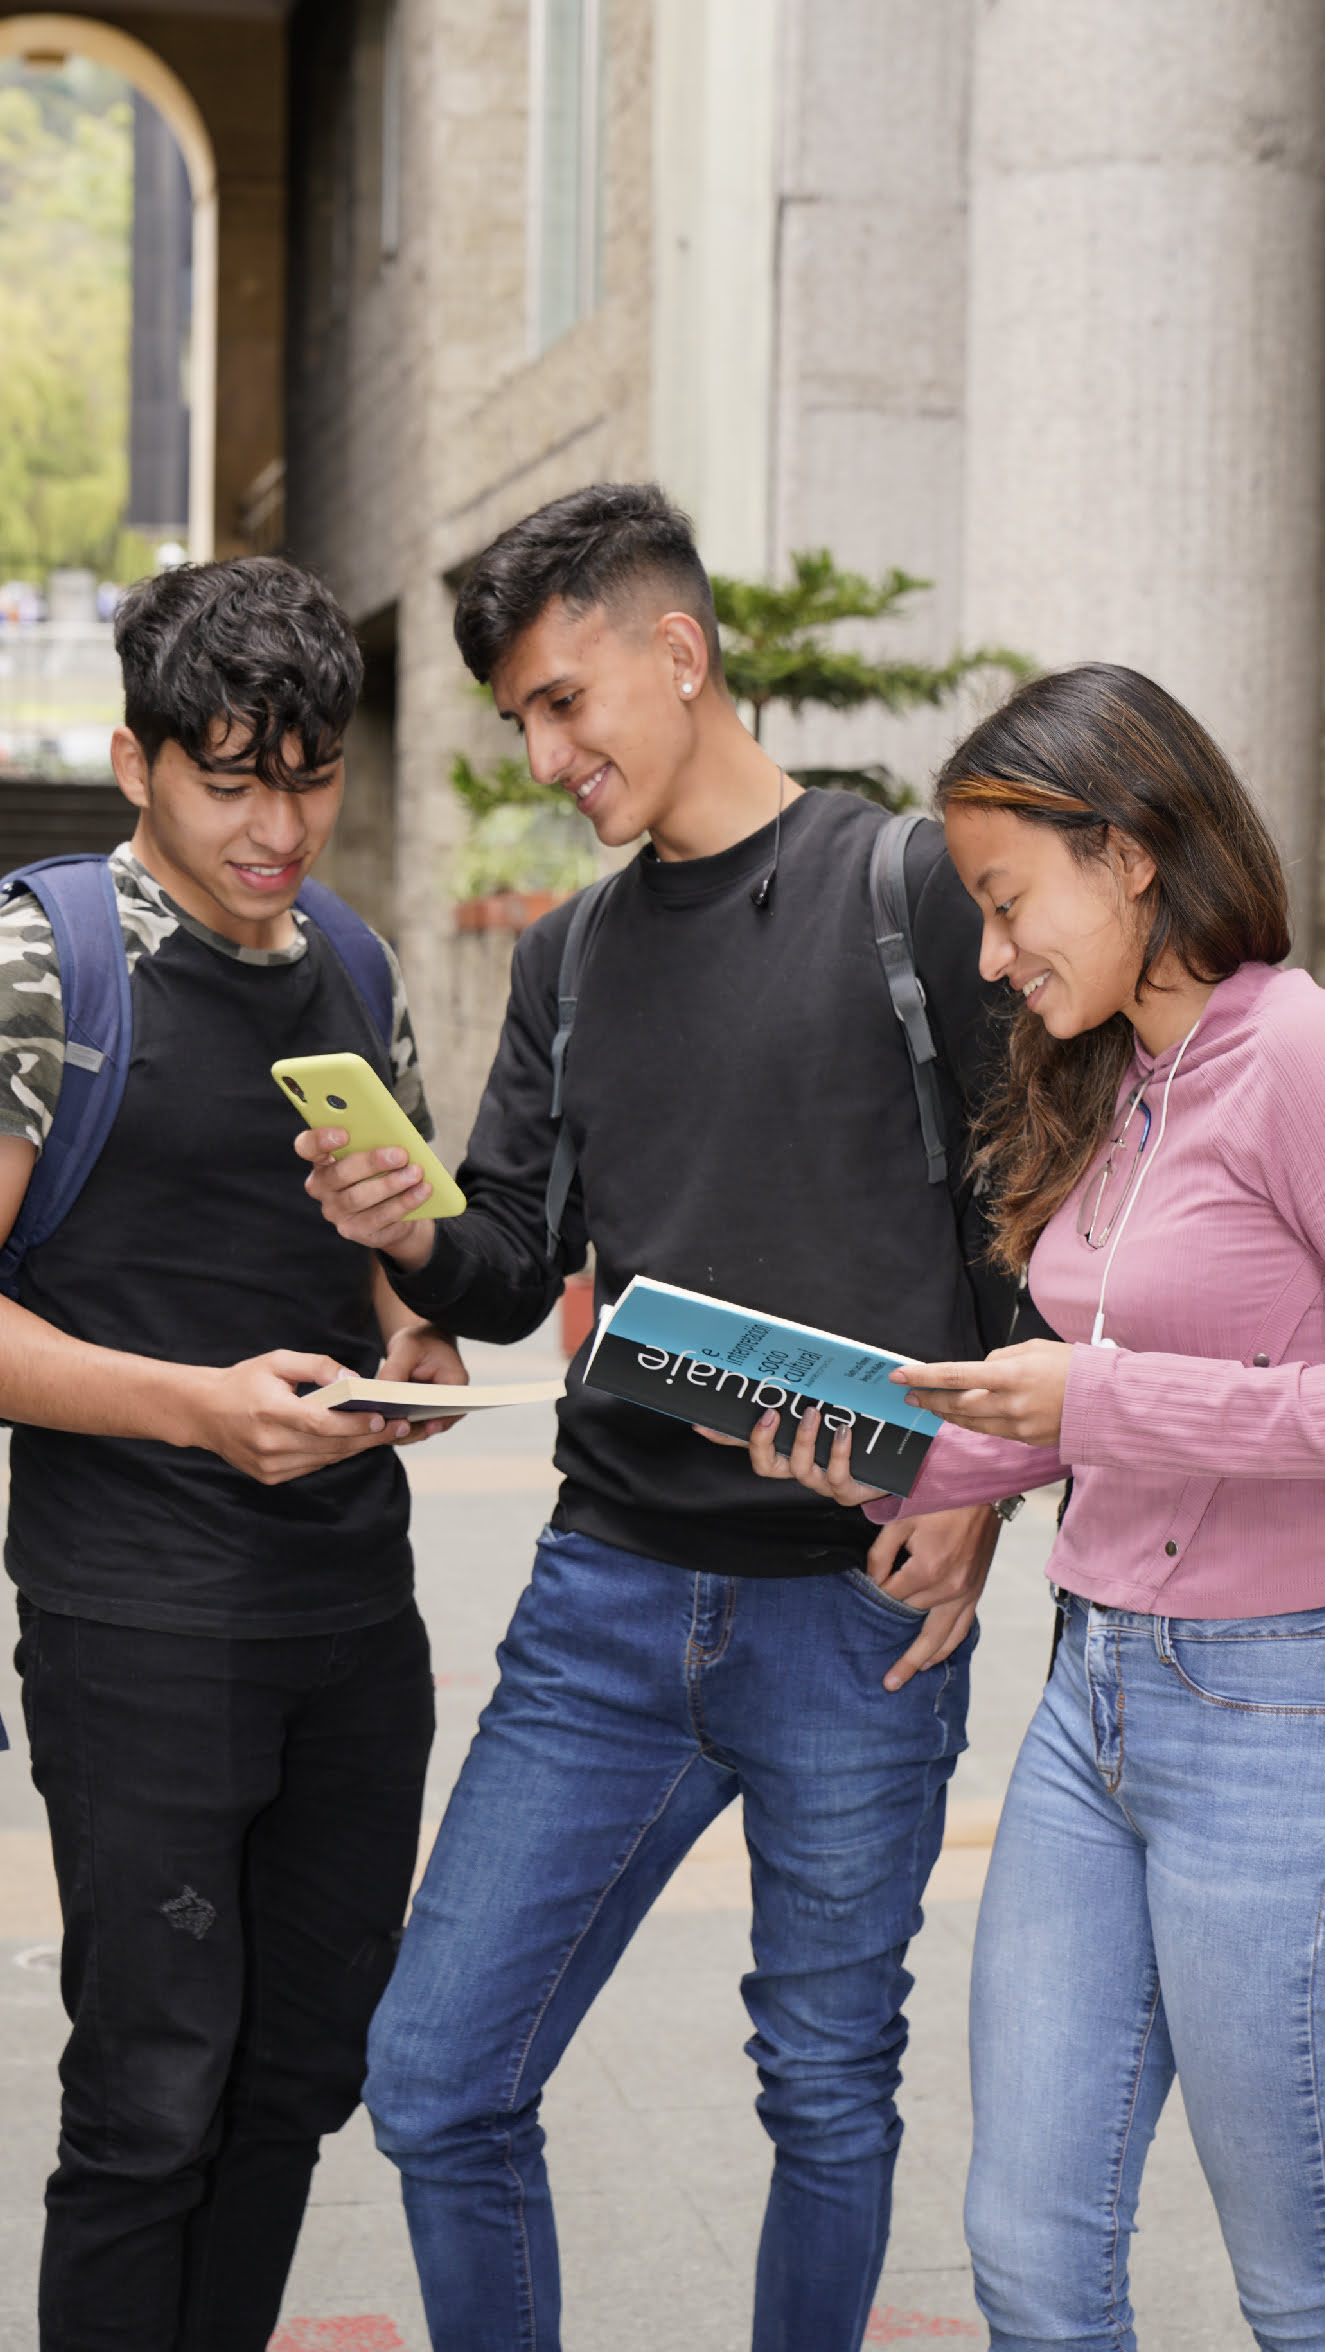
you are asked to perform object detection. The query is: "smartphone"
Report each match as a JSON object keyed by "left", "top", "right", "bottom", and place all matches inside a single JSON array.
[{"left": 271, "top": 1051, "right": 466, "bottom": 1220}]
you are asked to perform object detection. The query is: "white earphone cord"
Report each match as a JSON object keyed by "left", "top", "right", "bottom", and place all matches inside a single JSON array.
[{"left": 1090, "top": 1017, "right": 1200, "bottom": 1349}]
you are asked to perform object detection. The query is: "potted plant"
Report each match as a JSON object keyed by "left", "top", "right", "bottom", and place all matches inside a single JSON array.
[{"left": 449, "top": 750, "right": 596, "bottom": 933}]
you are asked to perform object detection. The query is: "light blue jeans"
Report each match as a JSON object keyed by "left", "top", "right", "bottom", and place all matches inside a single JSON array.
[
  {"left": 365, "top": 1524, "right": 973, "bottom": 2352},
  {"left": 967, "top": 1590, "right": 1325, "bottom": 2351}
]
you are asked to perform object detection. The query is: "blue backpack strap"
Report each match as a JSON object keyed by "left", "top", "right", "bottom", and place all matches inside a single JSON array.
[
  {"left": 295, "top": 878, "right": 394, "bottom": 1052},
  {"left": 0, "top": 856, "right": 133, "bottom": 1299}
]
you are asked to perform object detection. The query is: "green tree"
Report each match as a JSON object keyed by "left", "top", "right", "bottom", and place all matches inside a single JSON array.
[
  {"left": 711, "top": 549, "right": 1027, "bottom": 804},
  {"left": 0, "top": 61, "right": 155, "bottom": 582}
]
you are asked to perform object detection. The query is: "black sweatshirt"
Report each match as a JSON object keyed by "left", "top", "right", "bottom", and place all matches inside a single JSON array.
[{"left": 392, "top": 788, "right": 1009, "bottom": 1577}]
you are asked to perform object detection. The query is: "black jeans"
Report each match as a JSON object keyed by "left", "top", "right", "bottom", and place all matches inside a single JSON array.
[{"left": 15, "top": 1596, "right": 435, "bottom": 2352}]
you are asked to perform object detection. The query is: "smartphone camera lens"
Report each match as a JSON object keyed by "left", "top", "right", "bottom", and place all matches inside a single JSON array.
[
  {"left": 325, "top": 1094, "right": 348, "bottom": 1110},
  {"left": 283, "top": 1077, "right": 306, "bottom": 1102}
]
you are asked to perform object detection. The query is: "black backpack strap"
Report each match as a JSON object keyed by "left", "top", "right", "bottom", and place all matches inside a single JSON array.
[
  {"left": 869, "top": 814, "right": 948, "bottom": 1185},
  {"left": 544, "top": 873, "right": 620, "bottom": 1259}
]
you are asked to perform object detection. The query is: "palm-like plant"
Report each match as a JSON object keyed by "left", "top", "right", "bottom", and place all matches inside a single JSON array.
[{"left": 712, "top": 550, "right": 1028, "bottom": 803}]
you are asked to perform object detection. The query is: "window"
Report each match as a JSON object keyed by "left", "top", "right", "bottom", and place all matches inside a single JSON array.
[{"left": 530, "top": 0, "right": 603, "bottom": 353}]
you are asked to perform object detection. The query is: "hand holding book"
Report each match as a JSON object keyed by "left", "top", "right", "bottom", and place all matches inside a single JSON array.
[
  {"left": 701, "top": 1340, "right": 1071, "bottom": 1497},
  {"left": 697, "top": 1400, "right": 890, "bottom": 1509},
  {"left": 888, "top": 1340, "right": 1072, "bottom": 1449}
]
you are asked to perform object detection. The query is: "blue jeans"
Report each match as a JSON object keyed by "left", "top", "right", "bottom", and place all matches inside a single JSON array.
[
  {"left": 967, "top": 1592, "right": 1325, "bottom": 2352},
  {"left": 366, "top": 1525, "right": 972, "bottom": 2352}
]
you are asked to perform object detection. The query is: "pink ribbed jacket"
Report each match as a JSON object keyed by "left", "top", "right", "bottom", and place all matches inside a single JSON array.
[{"left": 864, "top": 962, "right": 1325, "bottom": 1617}]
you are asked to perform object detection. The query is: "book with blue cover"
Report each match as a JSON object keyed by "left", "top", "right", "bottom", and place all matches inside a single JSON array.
[{"left": 582, "top": 1276, "right": 941, "bottom": 1496}]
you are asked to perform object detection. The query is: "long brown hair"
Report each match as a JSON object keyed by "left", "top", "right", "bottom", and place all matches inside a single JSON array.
[{"left": 936, "top": 664, "right": 1291, "bottom": 1272}]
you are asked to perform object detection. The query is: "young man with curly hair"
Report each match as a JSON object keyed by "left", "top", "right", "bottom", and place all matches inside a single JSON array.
[{"left": 1, "top": 557, "right": 456, "bottom": 2351}]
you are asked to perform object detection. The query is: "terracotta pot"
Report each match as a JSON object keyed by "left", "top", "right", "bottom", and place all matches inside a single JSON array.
[
  {"left": 455, "top": 889, "right": 568, "bottom": 934},
  {"left": 559, "top": 1270, "right": 596, "bottom": 1357}
]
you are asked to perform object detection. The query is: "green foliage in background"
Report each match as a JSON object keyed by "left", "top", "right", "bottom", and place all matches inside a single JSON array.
[
  {"left": 449, "top": 752, "right": 598, "bottom": 899},
  {"left": 0, "top": 60, "right": 156, "bottom": 583},
  {"left": 711, "top": 551, "right": 1029, "bottom": 803}
]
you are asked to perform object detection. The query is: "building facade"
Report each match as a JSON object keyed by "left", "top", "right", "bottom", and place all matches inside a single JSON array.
[
  {"left": 285, "top": 0, "right": 1325, "bottom": 1157},
  {"left": 3, "top": 0, "right": 1323, "bottom": 1155}
]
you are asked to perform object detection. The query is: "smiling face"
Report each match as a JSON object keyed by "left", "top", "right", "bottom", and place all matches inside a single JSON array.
[
  {"left": 490, "top": 596, "right": 704, "bottom": 850},
  {"left": 943, "top": 803, "right": 1157, "bottom": 1039},
  {"left": 111, "top": 720, "right": 344, "bottom": 950}
]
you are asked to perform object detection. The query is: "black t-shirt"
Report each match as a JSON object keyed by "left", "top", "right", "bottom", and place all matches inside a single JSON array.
[
  {"left": 390, "top": 789, "right": 1008, "bottom": 1577},
  {"left": 4, "top": 869, "right": 419, "bottom": 1636}
]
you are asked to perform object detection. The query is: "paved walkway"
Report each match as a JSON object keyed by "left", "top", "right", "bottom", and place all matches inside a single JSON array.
[{"left": 0, "top": 1333, "right": 1248, "bottom": 2349}]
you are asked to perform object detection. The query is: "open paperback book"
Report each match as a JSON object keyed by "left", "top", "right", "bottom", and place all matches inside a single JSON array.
[
  {"left": 317, "top": 1376, "right": 564, "bottom": 1422},
  {"left": 582, "top": 1277, "right": 941, "bottom": 1497}
]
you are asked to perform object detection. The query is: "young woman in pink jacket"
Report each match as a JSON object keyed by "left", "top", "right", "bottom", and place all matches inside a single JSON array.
[{"left": 740, "top": 663, "right": 1323, "bottom": 2348}]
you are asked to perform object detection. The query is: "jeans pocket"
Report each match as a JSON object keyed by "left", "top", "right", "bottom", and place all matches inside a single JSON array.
[
  {"left": 1167, "top": 1611, "right": 1325, "bottom": 1713},
  {"left": 843, "top": 1566, "right": 927, "bottom": 1625}
]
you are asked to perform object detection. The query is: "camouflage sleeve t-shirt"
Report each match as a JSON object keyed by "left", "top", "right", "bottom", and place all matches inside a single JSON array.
[
  {"left": 0, "top": 840, "right": 433, "bottom": 1154},
  {"left": 0, "top": 841, "right": 436, "bottom": 1640}
]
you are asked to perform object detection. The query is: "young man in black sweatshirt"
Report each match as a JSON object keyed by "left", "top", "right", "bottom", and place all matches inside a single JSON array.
[{"left": 298, "top": 484, "right": 1010, "bottom": 2352}]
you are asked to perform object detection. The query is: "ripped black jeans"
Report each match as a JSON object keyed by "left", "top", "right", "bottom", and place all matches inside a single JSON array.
[{"left": 14, "top": 1597, "right": 435, "bottom": 2352}]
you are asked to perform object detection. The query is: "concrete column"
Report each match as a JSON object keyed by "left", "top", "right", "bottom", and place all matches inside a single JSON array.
[
  {"left": 962, "top": 0, "right": 1325, "bottom": 955},
  {"left": 652, "top": 0, "right": 779, "bottom": 575},
  {"left": 765, "top": 0, "right": 974, "bottom": 787}
]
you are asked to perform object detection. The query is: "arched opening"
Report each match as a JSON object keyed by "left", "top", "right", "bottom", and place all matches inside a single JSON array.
[
  {"left": 0, "top": 13, "right": 219, "bottom": 865},
  {"left": 0, "top": 13, "right": 218, "bottom": 562}
]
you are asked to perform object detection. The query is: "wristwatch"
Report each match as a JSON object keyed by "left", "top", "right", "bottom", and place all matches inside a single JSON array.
[{"left": 992, "top": 1494, "right": 1026, "bottom": 1524}]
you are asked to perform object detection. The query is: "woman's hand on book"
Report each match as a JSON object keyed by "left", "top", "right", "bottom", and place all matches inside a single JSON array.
[
  {"left": 890, "top": 1338, "right": 1071, "bottom": 1448},
  {"left": 694, "top": 1404, "right": 887, "bottom": 1508}
]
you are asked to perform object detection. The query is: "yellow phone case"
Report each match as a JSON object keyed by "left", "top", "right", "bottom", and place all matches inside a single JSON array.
[{"left": 271, "top": 1051, "right": 466, "bottom": 1220}]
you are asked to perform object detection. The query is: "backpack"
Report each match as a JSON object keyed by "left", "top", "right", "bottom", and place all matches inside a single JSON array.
[
  {"left": 0, "top": 855, "right": 394, "bottom": 1300},
  {"left": 543, "top": 811, "right": 1020, "bottom": 1349}
]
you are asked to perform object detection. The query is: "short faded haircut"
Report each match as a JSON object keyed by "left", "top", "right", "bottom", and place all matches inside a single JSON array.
[{"left": 452, "top": 482, "right": 722, "bottom": 683}]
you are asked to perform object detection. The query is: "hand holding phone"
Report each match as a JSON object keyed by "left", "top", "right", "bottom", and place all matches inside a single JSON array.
[{"left": 272, "top": 1052, "right": 466, "bottom": 1221}]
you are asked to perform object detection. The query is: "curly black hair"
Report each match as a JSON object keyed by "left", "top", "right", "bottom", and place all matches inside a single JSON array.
[
  {"left": 453, "top": 481, "right": 721, "bottom": 684},
  {"left": 114, "top": 556, "right": 364, "bottom": 789}
]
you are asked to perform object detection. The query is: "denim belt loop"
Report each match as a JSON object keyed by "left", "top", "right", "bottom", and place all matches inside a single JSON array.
[{"left": 1153, "top": 1615, "right": 1173, "bottom": 1665}]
